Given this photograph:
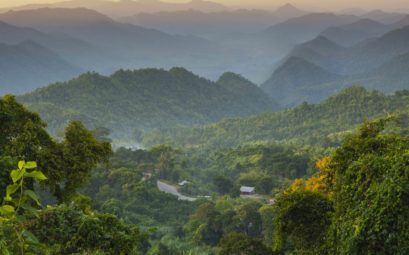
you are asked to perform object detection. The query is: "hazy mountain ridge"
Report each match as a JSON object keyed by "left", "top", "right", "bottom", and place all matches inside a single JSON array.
[
  {"left": 119, "top": 3, "right": 308, "bottom": 38},
  {"left": 0, "top": 0, "right": 228, "bottom": 18},
  {"left": 0, "top": 40, "right": 81, "bottom": 95},
  {"left": 0, "top": 7, "right": 254, "bottom": 89},
  {"left": 261, "top": 56, "right": 341, "bottom": 106},
  {"left": 262, "top": 24, "right": 409, "bottom": 106}
]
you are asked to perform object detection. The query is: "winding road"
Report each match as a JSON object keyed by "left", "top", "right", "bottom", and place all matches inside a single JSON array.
[{"left": 157, "top": 180, "right": 197, "bottom": 202}]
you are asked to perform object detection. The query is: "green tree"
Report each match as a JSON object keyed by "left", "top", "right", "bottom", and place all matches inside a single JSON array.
[
  {"left": 218, "top": 232, "right": 272, "bottom": 255},
  {"left": 273, "top": 191, "right": 333, "bottom": 253},
  {"left": 49, "top": 121, "right": 112, "bottom": 202},
  {"left": 0, "top": 96, "right": 112, "bottom": 203},
  {"left": 324, "top": 118, "right": 409, "bottom": 254},
  {"left": 213, "top": 176, "right": 233, "bottom": 195}
]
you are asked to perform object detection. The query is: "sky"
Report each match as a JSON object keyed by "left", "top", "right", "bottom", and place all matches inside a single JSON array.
[{"left": 0, "top": 0, "right": 407, "bottom": 11}]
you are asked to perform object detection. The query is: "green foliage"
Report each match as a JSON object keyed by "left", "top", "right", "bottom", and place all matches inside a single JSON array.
[
  {"left": 217, "top": 232, "right": 273, "bottom": 255},
  {"left": 29, "top": 204, "right": 148, "bottom": 255},
  {"left": 0, "top": 160, "right": 48, "bottom": 254},
  {"left": 259, "top": 205, "right": 275, "bottom": 247},
  {"left": 213, "top": 176, "right": 233, "bottom": 195},
  {"left": 273, "top": 191, "right": 333, "bottom": 253},
  {"left": 272, "top": 117, "right": 409, "bottom": 254},
  {"left": 185, "top": 197, "right": 265, "bottom": 246},
  {"left": 51, "top": 121, "right": 112, "bottom": 202},
  {"left": 324, "top": 118, "right": 409, "bottom": 254},
  {"left": 19, "top": 68, "right": 278, "bottom": 136},
  {"left": 0, "top": 96, "right": 112, "bottom": 204},
  {"left": 142, "top": 87, "right": 409, "bottom": 149}
]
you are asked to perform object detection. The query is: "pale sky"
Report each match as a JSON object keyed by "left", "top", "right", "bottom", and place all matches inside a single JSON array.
[{"left": 0, "top": 0, "right": 407, "bottom": 11}]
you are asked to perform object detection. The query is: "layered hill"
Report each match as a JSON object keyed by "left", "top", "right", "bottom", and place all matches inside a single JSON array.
[
  {"left": 0, "top": 0, "right": 228, "bottom": 18},
  {"left": 0, "top": 41, "right": 81, "bottom": 95},
  {"left": 321, "top": 19, "right": 389, "bottom": 46},
  {"left": 261, "top": 57, "right": 341, "bottom": 107},
  {"left": 0, "top": 20, "right": 105, "bottom": 73},
  {"left": 260, "top": 13, "right": 360, "bottom": 51},
  {"left": 18, "top": 68, "right": 278, "bottom": 136},
  {"left": 141, "top": 87, "right": 409, "bottom": 148},
  {"left": 262, "top": 25, "right": 409, "bottom": 106},
  {"left": 0, "top": 7, "right": 255, "bottom": 84},
  {"left": 120, "top": 4, "right": 308, "bottom": 38}
]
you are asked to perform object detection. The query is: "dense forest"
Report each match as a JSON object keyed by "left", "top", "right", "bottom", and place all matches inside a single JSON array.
[
  {"left": 2, "top": 88, "right": 409, "bottom": 254},
  {"left": 142, "top": 87, "right": 409, "bottom": 148},
  {"left": 18, "top": 68, "right": 278, "bottom": 137}
]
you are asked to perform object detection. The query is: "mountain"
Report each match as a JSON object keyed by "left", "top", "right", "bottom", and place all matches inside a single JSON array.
[
  {"left": 271, "top": 3, "right": 308, "bottom": 20},
  {"left": 391, "top": 15, "right": 409, "bottom": 29},
  {"left": 119, "top": 4, "right": 308, "bottom": 39},
  {"left": 334, "top": 52, "right": 409, "bottom": 92},
  {"left": 0, "top": 8, "right": 239, "bottom": 81},
  {"left": 18, "top": 68, "right": 278, "bottom": 136},
  {"left": 261, "top": 56, "right": 341, "bottom": 106},
  {"left": 353, "top": 25, "right": 409, "bottom": 70},
  {"left": 276, "top": 36, "right": 347, "bottom": 75},
  {"left": 321, "top": 18, "right": 389, "bottom": 46},
  {"left": 0, "top": 20, "right": 106, "bottom": 73},
  {"left": 261, "top": 13, "right": 360, "bottom": 52},
  {"left": 262, "top": 25, "right": 409, "bottom": 106},
  {"left": 0, "top": 0, "right": 228, "bottom": 19},
  {"left": 339, "top": 8, "right": 367, "bottom": 15},
  {"left": 120, "top": 9, "right": 279, "bottom": 38},
  {"left": 362, "top": 10, "right": 406, "bottom": 24},
  {"left": 141, "top": 87, "right": 409, "bottom": 148},
  {"left": 0, "top": 41, "right": 81, "bottom": 95},
  {"left": 290, "top": 24, "right": 409, "bottom": 74}
]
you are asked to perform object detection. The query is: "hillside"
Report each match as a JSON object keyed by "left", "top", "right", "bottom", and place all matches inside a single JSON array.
[
  {"left": 261, "top": 57, "right": 341, "bottom": 106},
  {"left": 261, "top": 13, "right": 359, "bottom": 49},
  {"left": 141, "top": 87, "right": 409, "bottom": 148},
  {"left": 321, "top": 18, "right": 388, "bottom": 46},
  {"left": 0, "top": 41, "right": 81, "bottom": 95},
  {"left": 0, "top": 7, "right": 263, "bottom": 83},
  {"left": 263, "top": 25, "right": 409, "bottom": 106},
  {"left": 18, "top": 68, "right": 278, "bottom": 136},
  {"left": 120, "top": 4, "right": 307, "bottom": 39}
]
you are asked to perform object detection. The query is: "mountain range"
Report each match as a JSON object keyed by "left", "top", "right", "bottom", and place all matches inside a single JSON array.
[
  {"left": 120, "top": 3, "right": 308, "bottom": 39},
  {"left": 0, "top": 0, "right": 228, "bottom": 18},
  {"left": 0, "top": 41, "right": 81, "bottom": 95},
  {"left": 18, "top": 68, "right": 278, "bottom": 136},
  {"left": 0, "top": 7, "right": 249, "bottom": 88},
  {"left": 262, "top": 23, "right": 409, "bottom": 106}
]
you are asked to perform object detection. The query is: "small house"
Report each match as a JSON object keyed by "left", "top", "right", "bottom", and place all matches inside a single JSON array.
[{"left": 240, "top": 186, "right": 255, "bottom": 195}]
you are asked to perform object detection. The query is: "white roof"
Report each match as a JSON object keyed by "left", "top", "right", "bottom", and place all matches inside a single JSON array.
[{"left": 240, "top": 186, "right": 255, "bottom": 193}]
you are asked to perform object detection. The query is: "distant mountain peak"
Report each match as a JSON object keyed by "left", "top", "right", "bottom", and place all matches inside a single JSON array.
[
  {"left": 277, "top": 3, "right": 297, "bottom": 10},
  {"left": 274, "top": 3, "right": 305, "bottom": 17}
]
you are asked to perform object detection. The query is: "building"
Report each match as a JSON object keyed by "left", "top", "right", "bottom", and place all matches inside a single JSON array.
[{"left": 240, "top": 186, "right": 256, "bottom": 195}]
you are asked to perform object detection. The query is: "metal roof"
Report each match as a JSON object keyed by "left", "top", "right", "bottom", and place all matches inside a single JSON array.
[{"left": 240, "top": 186, "right": 255, "bottom": 193}]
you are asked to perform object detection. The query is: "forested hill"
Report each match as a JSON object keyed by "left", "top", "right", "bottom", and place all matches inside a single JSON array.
[
  {"left": 18, "top": 68, "right": 278, "bottom": 136},
  {"left": 142, "top": 86, "right": 409, "bottom": 148}
]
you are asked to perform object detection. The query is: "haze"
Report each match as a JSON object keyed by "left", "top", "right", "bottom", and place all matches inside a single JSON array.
[{"left": 0, "top": 0, "right": 407, "bottom": 11}]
